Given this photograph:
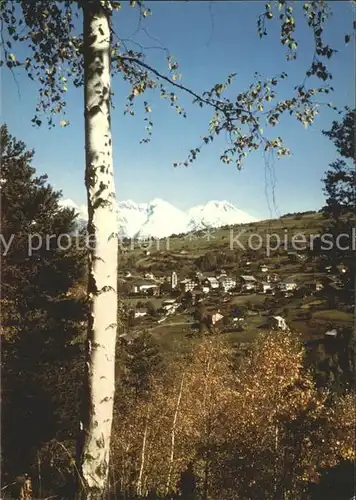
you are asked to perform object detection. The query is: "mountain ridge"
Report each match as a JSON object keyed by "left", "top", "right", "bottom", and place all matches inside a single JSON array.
[{"left": 59, "top": 198, "right": 258, "bottom": 238}]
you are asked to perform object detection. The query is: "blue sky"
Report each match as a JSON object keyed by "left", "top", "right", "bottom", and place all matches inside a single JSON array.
[{"left": 2, "top": 1, "right": 355, "bottom": 219}]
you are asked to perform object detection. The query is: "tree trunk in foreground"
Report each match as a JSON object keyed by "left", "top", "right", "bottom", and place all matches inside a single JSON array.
[
  {"left": 165, "top": 375, "right": 185, "bottom": 495},
  {"left": 79, "top": 1, "right": 118, "bottom": 497}
]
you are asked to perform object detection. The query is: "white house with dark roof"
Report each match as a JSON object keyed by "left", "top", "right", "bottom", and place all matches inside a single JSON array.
[
  {"left": 131, "top": 280, "right": 159, "bottom": 295},
  {"left": 240, "top": 275, "right": 257, "bottom": 291},
  {"left": 268, "top": 315, "right": 288, "bottom": 331},
  {"left": 204, "top": 277, "right": 220, "bottom": 289}
]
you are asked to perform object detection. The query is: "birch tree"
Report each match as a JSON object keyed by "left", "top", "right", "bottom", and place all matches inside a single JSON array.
[{"left": 1, "top": 1, "right": 354, "bottom": 497}]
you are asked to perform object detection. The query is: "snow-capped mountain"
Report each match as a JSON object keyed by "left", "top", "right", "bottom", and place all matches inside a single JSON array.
[
  {"left": 133, "top": 198, "right": 190, "bottom": 239},
  {"left": 59, "top": 198, "right": 88, "bottom": 228},
  {"left": 188, "top": 200, "right": 257, "bottom": 232},
  {"left": 59, "top": 198, "right": 258, "bottom": 238},
  {"left": 116, "top": 200, "right": 148, "bottom": 238}
]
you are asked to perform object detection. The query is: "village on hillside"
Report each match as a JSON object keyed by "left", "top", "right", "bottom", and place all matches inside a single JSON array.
[{"left": 116, "top": 229, "right": 354, "bottom": 347}]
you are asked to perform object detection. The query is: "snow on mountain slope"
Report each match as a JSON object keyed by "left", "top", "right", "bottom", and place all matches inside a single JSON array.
[
  {"left": 59, "top": 198, "right": 88, "bottom": 222},
  {"left": 135, "top": 198, "right": 189, "bottom": 239},
  {"left": 188, "top": 200, "right": 258, "bottom": 231},
  {"left": 117, "top": 200, "right": 147, "bottom": 238},
  {"left": 59, "top": 198, "right": 258, "bottom": 238}
]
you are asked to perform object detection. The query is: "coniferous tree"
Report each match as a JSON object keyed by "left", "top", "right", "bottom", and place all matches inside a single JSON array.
[
  {"left": 1, "top": 125, "right": 86, "bottom": 490},
  {"left": 321, "top": 108, "right": 356, "bottom": 280}
]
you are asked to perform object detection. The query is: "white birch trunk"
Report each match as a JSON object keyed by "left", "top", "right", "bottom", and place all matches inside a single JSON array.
[
  {"left": 137, "top": 406, "right": 150, "bottom": 497},
  {"left": 80, "top": 1, "right": 118, "bottom": 497},
  {"left": 165, "top": 374, "right": 185, "bottom": 495}
]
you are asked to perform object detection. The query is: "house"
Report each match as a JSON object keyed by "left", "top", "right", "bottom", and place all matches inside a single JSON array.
[
  {"left": 280, "top": 278, "right": 298, "bottom": 291},
  {"left": 202, "top": 285, "right": 210, "bottom": 294},
  {"left": 257, "top": 282, "right": 272, "bottom": 293},
  {"left": 162, "top": 298, "right": 180, "bottom": 313},
  {"left": 260, "top": 264, "right": 268, "bottom": 273},
  {"left": 179, "top": 278, "right": 197, "bottom": 293},
  {"left": 118, "top": 332, "right": 136, "bottom": 344},
  {"left": 325, "top": 328, "right": 338, "bottom": 338},
  {"left": 134, "top": 308, "right": 148, "bottom": 318},
  {"left": 162, "top": 298, "right": 177, "bottom": 311},
  {"left": 209, "top": 311, "right": 224, "bottom": 326},
  {"left": 240, "top": 275, "right": 257, "bottom": 291},
  {"left": 268, "top": 315, "right": 289, "bottom": 331},
  {"left": 312, "top": 281, "right": 324, "bottom": 292},
  {"left": 203, "top": 277, "right": 220, "bottom": 289},
  {"left": 131, "top": 280, "right": 159, "bottom": 295},
  {"left": 218, "top": 276, "right": 236, "bottom": 292}
]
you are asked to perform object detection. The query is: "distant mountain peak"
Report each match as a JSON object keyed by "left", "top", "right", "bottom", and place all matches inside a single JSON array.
[{"left": 59, "top": 198, "right": 258, "bottom": 238}]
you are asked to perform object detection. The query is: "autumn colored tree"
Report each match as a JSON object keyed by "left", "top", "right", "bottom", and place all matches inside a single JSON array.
[{"left": 110, "top": 333, "right": 355, "bottom": 499}]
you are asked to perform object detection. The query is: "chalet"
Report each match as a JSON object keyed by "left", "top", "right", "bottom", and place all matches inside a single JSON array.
[
  {"left": 131, "top": 280, "right": 159, "bottom": 295},
  {"left": 268, "top": 315, "right": 288, "bottom": 331},
  {"left": 240, "top": 275, "right": 257, "bottom": 291}
]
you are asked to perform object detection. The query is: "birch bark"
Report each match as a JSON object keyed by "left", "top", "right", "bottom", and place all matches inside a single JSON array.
[{"left": 79, "top": 1, "right": 118, "bottom": 497}]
